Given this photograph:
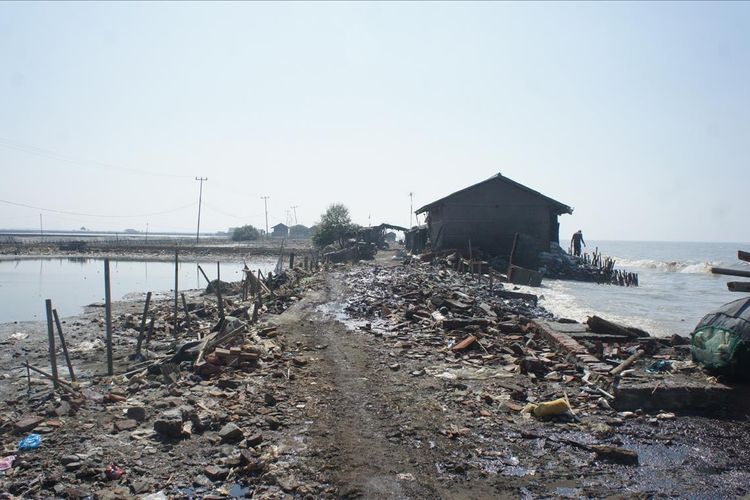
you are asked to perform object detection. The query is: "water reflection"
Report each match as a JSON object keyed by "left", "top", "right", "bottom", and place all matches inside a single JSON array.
[{"left": 0, "top": 257, "right": 277, "bottom": 323}]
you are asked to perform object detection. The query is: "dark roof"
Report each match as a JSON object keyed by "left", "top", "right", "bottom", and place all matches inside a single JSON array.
[
  {"left": 415, "top": 173, "right": 573, "bottom": 215},
  {"left": 272, "top": 223, "right": 289, "bottom": 229}
]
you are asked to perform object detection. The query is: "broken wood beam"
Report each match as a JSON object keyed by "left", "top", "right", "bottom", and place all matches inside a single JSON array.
[
  {"left": 728, "top": 281, "right": 750, "bottom": 292},
  {"left": 587, "top": 315, "right": 646, "bottom": 339},
  {"left": 610, "top": 349, "right": 645, "bottom": 376},
  {"left": 711, "top": 266, "right": 750, "bottom": 279},
  {"left": 495, "top": 289, "right": 538, "bottom": 305},
  {"left": 23, "top": 362, "right": 77, "bottom": 394},
  {"left": 739, "top": 250, "right": 750, "bottom": 263}
]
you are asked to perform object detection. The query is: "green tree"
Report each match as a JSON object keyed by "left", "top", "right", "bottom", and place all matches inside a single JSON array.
[
  {"left": 312, "top": 203, "right": 354, "bottom": 248},
  {"left": 231, "top": 225, "right": 260, "bottom": 241}
]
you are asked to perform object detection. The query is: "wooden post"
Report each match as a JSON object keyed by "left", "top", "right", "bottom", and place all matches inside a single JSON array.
[
  {"left": 289, "top": 252, "right": 295, "bottom": 269},
  {"left": 216, "top": 261, "right": 220, "bottom": 281},
  {"left": 197, "top": 264, "right": 224, "bottom": 319},
  {"left": 304, "top": 255, "right": 309, "bottom": 271},
  {"left": 52, "top": 309, "right": 76, "bottom": 381},
  {"left": 104, "top": 259, "right": 113, "bottom": 376},
  {"left": 44, "top": 299, "right": 59, "bottom": 388},
  {"left": 182, "top": 293, "right": 192, "bottom": 329},
  {"left": 135, "top": 292, "right": 152, "bottom": 356},
  {"left": 252, "top": 300, "right": 260, "bottom": 323},
  {"left": 173, "top": 251, "right": 179, "bottom": 336},
  {"left": 509, "top": 233, "right": 519, "bottom": 267},
  {"left": 489, "top": 267, "right": 493, "bottom": 290},
  {"left": 25, "top": 358, "right": 31, "bottom": 394},
  {"left": 146, "top": 317, "right": 155, "bottom": 345}
]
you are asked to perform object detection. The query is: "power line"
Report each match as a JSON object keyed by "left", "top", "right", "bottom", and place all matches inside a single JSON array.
[
  {"left": 0, "top": 198, "right": 197, "bottom": 218},
  {"left": 201, "top": 202, "right": 264, "bottom": 221},
  {"left": 0, "top": 136, "right": 194, "bottom": 179}
]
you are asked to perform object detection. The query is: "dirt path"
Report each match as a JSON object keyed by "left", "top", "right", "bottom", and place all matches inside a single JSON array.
[{"left": 272, "top": 269, "right": 503, "bottom": 499}]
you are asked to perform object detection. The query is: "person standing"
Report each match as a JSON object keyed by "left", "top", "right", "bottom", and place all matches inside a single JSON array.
[{"left": 571, "top": 230, "right": 586, "bottom": 257}]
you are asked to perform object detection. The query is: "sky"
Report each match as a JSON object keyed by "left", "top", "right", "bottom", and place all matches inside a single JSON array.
[{"left": 0, "top": 1, "right": 748, "bottom": 242}]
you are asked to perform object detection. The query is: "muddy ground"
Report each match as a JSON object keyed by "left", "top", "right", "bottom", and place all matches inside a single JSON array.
[{"left": 1, "top": 254, "right": 749, "bottom": 498}]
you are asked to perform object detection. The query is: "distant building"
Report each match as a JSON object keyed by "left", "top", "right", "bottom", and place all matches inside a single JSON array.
[
  {"left": 414, "top": 173, "right": 572, "bottom": 267},
  {"left": 271, "top": 223, "right": 289, "bottom": 238}
]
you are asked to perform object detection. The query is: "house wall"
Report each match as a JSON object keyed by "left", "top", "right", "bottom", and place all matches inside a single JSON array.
[{"left": 425, "top": 179, "right": 560, "bottom": 263}]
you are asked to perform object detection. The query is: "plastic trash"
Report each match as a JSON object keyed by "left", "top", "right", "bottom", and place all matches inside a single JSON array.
[
  {"left": 521, "top": 398, "right": 571, "bottom": 418},
  {"left": 646, "top": 360, "right": 674, "bottom": 373},
  {"left": 105, "top": 463, "right": 124, "bottom": 480},
  {"left": 0, "top": 455, "right": 16, "bottom": 471},
  {"left": 18, "top": 433, "right": 42, "bottom": 451}
]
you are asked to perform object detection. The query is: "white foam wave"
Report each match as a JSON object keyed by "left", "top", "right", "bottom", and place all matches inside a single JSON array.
[{"left": 611, "top": 257, "right": 744, "bottom": 274}]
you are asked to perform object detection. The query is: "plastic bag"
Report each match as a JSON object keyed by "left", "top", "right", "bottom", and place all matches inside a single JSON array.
[{"left": 18, "top": 433, "right": 42, "bottom": 451}]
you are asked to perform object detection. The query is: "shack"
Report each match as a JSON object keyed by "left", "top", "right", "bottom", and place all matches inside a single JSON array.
[
  {"left": 271, "top": 223, "right": 289, "bottom": 238},
  {"left": 415, "top": 173, "right": 572, "bottom": 267}
]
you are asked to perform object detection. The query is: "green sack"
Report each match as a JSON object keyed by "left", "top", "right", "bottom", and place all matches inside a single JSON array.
[{"left": 692, "top": 327, "right": 743, "bottom": 370}]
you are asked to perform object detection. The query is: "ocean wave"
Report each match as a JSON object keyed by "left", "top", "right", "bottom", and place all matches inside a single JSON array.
[{"left": 611, "top": 258, "right": 748, "bottom": 274}]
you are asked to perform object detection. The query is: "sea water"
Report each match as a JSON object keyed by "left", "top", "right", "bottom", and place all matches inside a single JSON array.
[
  {"left": 0, "top": 257, "right": 277, "bottom": 323},
  {"left": 522, "top": 241, "right": 750, "bottom": 337}
]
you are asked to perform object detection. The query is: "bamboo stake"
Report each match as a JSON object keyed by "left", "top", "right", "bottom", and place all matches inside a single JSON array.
[
  {"left": 44, "top": 299, "right": 59, "bottom": 388},
  {"left": 136, "top": 291, "right": 152, "bottom": 357},
  {"left": 52, "top": 308, "right": 76, "bottom": 381},
  {"left": 173, "top": 251, "right": 179, "bottom": 336},
  {"left": 181, "top": 293, "right": 192, "bottom": 329},
  {"left": 104, "top": 259, "right": 113, "bottom": 375}
]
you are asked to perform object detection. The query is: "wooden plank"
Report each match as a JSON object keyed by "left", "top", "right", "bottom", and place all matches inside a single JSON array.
[
  {"left": 727, "top": 281, "right": 750, "bottom": 293},
  {"left": 739, "top": 250, "right": 750, "bottom": 263},
  {"left": 711, "top": 266, "right": 750, "bottom": 279},
  {"left": 587, "top": 315, "right": 645, "bottom": 339}
]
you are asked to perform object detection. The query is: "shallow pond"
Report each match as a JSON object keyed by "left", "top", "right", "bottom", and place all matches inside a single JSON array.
[{"left": 0, "top": 257, "right": 278, "bottom": 323}]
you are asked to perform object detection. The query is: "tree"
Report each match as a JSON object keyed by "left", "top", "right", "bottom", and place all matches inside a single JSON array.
[
  {"left": 312, "top": 203, "right": 354, "bottom": 248},
  {"left": 231, "top": 225, "right": 260, "bottom": 241}
]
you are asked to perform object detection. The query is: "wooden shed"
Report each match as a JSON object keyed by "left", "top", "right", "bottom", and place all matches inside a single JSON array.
[
  {"left": 415, "top": 173, "right": 572, "bottom": 265},
  {"left": 271, "top": 223, "right": 289, "bottom": 238}
]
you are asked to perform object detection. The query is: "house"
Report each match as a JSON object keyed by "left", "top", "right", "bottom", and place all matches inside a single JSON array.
[
  {"left": 271, "top": 223, "right": 289, "bottom": 238},
  {"left": 414, "top": 173, "right": 572, "bottom": 266}
]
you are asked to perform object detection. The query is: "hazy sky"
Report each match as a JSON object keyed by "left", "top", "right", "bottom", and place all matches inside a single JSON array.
[{"left": 1, "top": 1, "right": 748, "bottom": 241}]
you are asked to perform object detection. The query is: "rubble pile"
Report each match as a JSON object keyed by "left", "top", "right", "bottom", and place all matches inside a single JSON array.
[
  {"left": 330, "top": 258, "right": 747, "bottom": 485},
  {"left": 0, "top": 265, "right": 325, "bottom": 498}
]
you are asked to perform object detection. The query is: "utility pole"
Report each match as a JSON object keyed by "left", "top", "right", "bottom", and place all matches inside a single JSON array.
[
  {"left": 145, "top": 222, "right": 149, "bottom": 242},
  {"left": 409, "top": 192, "right": 414, "bottom": 228},
  {"left": 195, "top": 177, "right": 207, "bottom": 244},
  {"left": 39, "top": 213, "right": 43, "bottom": 236},
  {"left": 290, "top": 206, "right": 298, "bottom": 225},
  {"left": 260, "top": 196, "right": 270, "bottom": 238}
]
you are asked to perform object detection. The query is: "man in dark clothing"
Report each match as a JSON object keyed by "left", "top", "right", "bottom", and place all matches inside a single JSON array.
[{"left": 571, "top": 230, "right": 586, "bottom": 257}]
